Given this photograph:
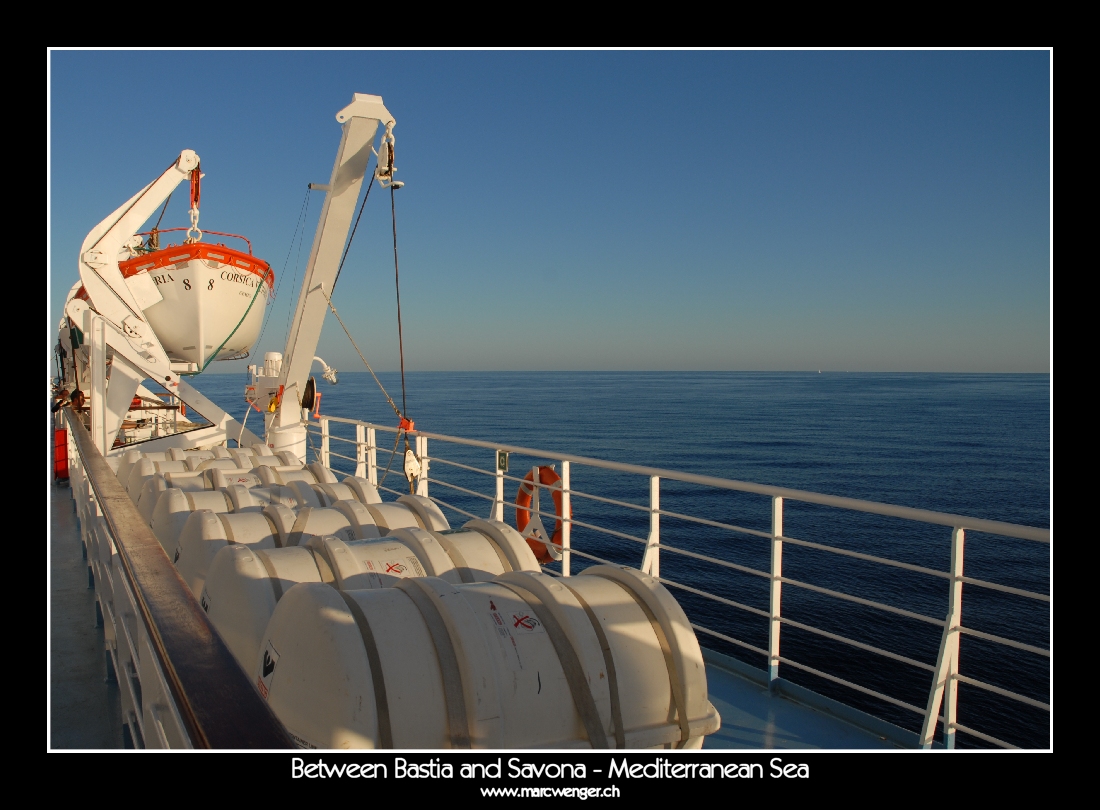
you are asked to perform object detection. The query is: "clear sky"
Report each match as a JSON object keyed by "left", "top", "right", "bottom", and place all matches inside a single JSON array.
[{"left": 48, "top": 50, "right": 1051, "bottom": 373}]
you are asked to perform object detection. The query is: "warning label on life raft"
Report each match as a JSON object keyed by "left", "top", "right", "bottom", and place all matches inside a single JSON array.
[
  {"left": 257, "top": 641, "right": 280, "bottom": 700},
  {"left": 487, "top": 598, "right": 526, "bottom": 671},
  {"left": 360, "top": 554, "right": 426, "bottom": 587}
]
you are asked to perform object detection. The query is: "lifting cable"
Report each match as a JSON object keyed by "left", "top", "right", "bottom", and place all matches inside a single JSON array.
[
  {"left": 333, "top": 172, "right": 375, "bottom": 293},
  {"left": 255, "top": 187, "right": 313, "bottom": 354},
  {"left": 318, "top": 287, "right": 405, "bottom": 489},
  {"left": 318, "top": 141, "right": 416, "bottom": 492},
  {"left": 389, "top": 183, "right": 414, "bottom": 493}
]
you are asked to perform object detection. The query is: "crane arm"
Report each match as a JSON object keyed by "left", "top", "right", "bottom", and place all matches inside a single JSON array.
[
  {"left": 78, "top": 150, "right": 199, "bottom": 372},
  {"left": 276, "top": 95, "right": 393, "bottom": 425}
]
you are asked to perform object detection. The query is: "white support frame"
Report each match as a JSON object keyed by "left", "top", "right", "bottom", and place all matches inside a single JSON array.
[
  {"left": 416, "top": 435, "right": 429, "bottom": 497},
  {"left": 493, "top": 452, "right": 505, "bottom": 522},
  {"left": 560, "top": 461, "right": 572, "bottom": 576},
  {"left": 320, "top": 417, "right": 331, "bottom": 468},
  {"left": 641, "top": 476, "right": 661, "bottom": 577},
  {"left": 921, "top": 527, "right": 965, "bottom": 748},
  {"left": 769, "top": 496, "right": 784, "bottom": 686}
]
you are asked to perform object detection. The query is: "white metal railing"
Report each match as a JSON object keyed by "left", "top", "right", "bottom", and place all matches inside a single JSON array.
[
  {"left": 62, "top": 410, "right": 291, "bottom": 749},
  {"left": 309, "top": 415, "right": 1050, "bottom": 750}
]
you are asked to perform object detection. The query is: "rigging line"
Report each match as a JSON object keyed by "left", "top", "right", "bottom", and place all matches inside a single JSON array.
[
  {"left": 378, "top": 429, "right": 403, "bottom": 488},
  {"left": 390, "top": 184, "right": 414, "bottom": 494},
  {"left": 282, "top": 190, "right": 315, "bottom": 350},
  {"left": 390, "top": 185, "right": 408, "bottom": 419},
  {"left": 256, "top": 186, "right": 311, "bottom": 351},
  {"left": 198, "top": 267, "right": 272, "bottom": 373},
  {"left": 318, "top": 287, "right": 402, "bottom": 420},
  {"left": 332, "top": 171, "right": 375, "bottom": 294},
  {"left": 146, "top": 191, "right": 174, "bottom": 251}
]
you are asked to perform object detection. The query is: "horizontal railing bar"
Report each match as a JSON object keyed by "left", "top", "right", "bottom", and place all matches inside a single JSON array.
[
  {"left": 319, "top": 417, "right": 1049, "bottom": 542},
  {"left": 958, "top": 627, "right": 1050, "bottom": 657},
  {"left": 427, "top": 478, "right": 497, "bottom": 503},
  {"left": 657, "top": 509, "right": 773, "bottom": 540},
  {"left": 567, "top": 489, "right": 651, "bottom": 513},
  {"left": 779, "top": 535, "right": 951, "bottom": 580},
  {"left": 307, "top": 429, "right": 356, "bottom": 445},
  {"left": 424, "top": 494, "right": 483, "bottom": 523},
  {"left": 690, "top": 624, "right": 769, "bottom": 657},
  {"left": 327, "top": 450, "right": 356, "bottom": 464},
  {"left": 779, "top": 577, "right": 946, "bottom": 626},
  {"left": 425, "top": 457, "right": 499, "bottom": 477},
  {"left": 377, "top": 485, "right": 406, "bottom": 498},
  {"left": 654, "top": 543, "right": 771, "bottom": 579},
  {"left": 655, "top": 576, "right": 771, "bottom": 619},
  {"left": 952, "top": 674, "right": 1050, "bottom": 711},
  {"left": 398, "top": 428, "right": 1052, "bottom": 543},
  {"left": 320, "top": 416, "right": 400, "bottom": 433},
  {"left": 777, "top": 656, "right": 926, "bottom": 716},
  {"left": 947, "top": 722, "right": 1018, "bottom": 749},
  {"left": 778, "top": 617, "right": 935, "bottom": 672},
  {"left": 959, "top": 576, "right": 1050, "bottom": 602},
  {"left": 566, "top": 517, "right": 648, "bottom": 546},
  {"left": 64, "top": 409, "right": 292, "bottom": 749},
  {"left": 569, "top": 548, "right": 625, "bottom": 567}
]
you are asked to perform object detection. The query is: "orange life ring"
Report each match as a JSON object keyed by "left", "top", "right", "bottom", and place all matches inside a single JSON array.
[{"left": 515, "top": 466, "right": 571, "bottom": 564}]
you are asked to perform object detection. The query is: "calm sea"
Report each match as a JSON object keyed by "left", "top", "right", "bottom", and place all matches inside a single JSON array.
[{"left": 190, "top": 371, "right": 1051, "bottom": 748}]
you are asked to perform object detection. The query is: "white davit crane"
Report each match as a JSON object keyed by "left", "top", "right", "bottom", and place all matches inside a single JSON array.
[{"left": 263, "top": 93, "right": 395, "bottom": 460}]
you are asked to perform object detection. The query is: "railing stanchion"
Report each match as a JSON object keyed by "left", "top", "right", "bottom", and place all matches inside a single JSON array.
[
  {"left": 921, "top": 527, "right": 965, "bottom": 748},
  {"left": 367, "top": 427, "right": 377, "bottom": 486},
  {"left": 769, "top": 496, "right": 784, "bottom": 688},
  {"left": 320, "top": 417, "right": 330, "bottom": 468},
  {"left": 561, "top": 461, "right": 571, "bottom": 576},
  {"left": 355, "top": 424, "right": 366, "bottom": 478},
  {"left": 493, "top": 451, "right": 505, "bottom": 521},
  {"left": 416, "top": 435, "right": 429, "bottom": 497},
  {"left": 642, "top": 476, "right": 660, "bottom": 577}
]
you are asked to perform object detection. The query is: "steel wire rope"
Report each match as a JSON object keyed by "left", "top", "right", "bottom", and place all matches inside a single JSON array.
[
  {"left": 389, "top": 184, "right": 415, "bottom": 494},
  {"left": 281, "top": 191, "right": 315, "bottom": 351},
  {"left": 254, "top": 187, "right": 312, "bottom": 354},
  {"left": 198, "top": 266, "right": 272, "bottom": 373},
  {"left": 332, "top": 172, "right": 375, "bottom": 294},
  {"left": 317, "top": 288, "right": 404, "bottom": 485}
]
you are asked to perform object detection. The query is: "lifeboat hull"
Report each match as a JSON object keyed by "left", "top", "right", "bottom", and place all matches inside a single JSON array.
[{"left": 118, "top": 243, "right": 273, "bottom": 366}]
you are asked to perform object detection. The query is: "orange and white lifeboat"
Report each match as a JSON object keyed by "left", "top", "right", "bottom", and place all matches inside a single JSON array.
[{"left": 112, "top": 229, "right": 274, "bottom": 367}]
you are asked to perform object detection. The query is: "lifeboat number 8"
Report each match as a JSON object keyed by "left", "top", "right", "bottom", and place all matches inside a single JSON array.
[{"left": 514, "top": 465, "right": 571, "bottom": 564}]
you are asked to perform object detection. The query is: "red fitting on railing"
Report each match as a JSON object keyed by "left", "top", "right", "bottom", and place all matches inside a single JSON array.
[
  {"left": 399, "top": 416, "right": 415, "bottom": 432},
  {"left": 312, "top": 393, "right": 322, "bottom": 419}
]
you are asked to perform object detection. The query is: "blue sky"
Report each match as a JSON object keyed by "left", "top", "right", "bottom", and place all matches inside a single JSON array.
[{"left": 48, "top": 50, "right": 1051, "bottom": 372}]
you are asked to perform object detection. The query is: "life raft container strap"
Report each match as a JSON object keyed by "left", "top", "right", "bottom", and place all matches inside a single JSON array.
[
  {"left": 217, "top": 513, "right": 236, "bottom": 544},
  {"left": 559, "top": 580, "right": 626, "bottom": 749},
  {"left": 475, "top": 528, "right": 514, "bottom": 574},
  {"left": 286, "top": 507, "right": 312, "bottom": 547},
  {"left": 337, "top": 590, "right": 394, "bottom": 749},
  {"left": 431, "top": 531, "right": 475, "bottom": 583},
  {"left": 254, "top": 549, "right": 284, "bottom": 602},
  {"left": 395, "top": 579, "right": 472, "bottom": 749},
  {"left": 586, "top": 569, "right": 692, "bottom": 746},
  {"left": 262, "top": 513, "right": 283, "bottom": 548},
  {"left": 496, "top": 578, "right": 610, "bottom": 750}
]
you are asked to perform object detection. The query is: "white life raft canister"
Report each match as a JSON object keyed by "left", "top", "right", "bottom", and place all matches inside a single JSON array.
[{"left": 256, "top": 566, "right": 721, "bottom": 749}]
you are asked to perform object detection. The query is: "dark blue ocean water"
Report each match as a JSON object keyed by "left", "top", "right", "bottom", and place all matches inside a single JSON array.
[{"left": 190, "top": 371, "right": 1051, "bottom": 748}]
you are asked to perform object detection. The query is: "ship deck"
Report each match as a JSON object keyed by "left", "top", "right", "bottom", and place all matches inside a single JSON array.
[{"left": 48, "top": 479, "right": 911, "bottom": 751}]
